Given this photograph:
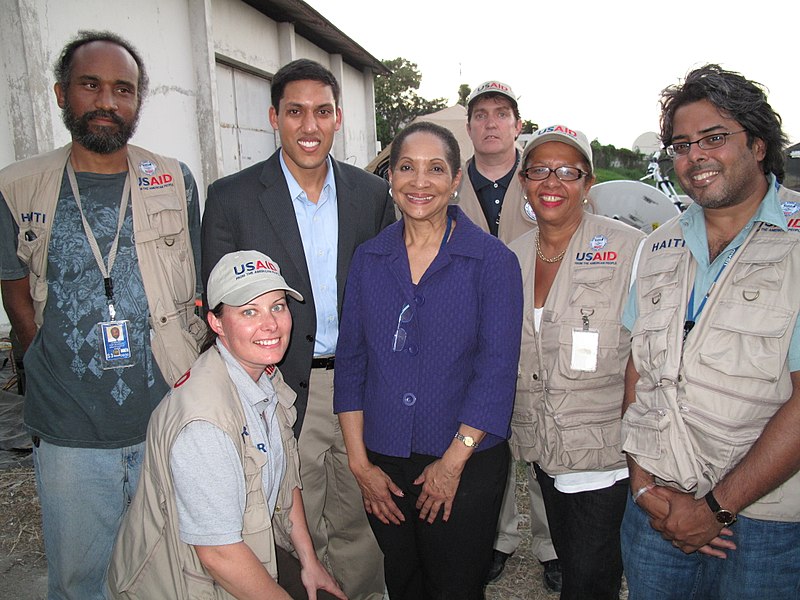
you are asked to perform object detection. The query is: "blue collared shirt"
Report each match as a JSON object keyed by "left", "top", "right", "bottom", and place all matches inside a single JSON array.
[
  {"left": 279, "top": 151, "right": 339, "bottom": 356},
  {"left": 623, "top": 175, "right": 800, "bottom": 370}
]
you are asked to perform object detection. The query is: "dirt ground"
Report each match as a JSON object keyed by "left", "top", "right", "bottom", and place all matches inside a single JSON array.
[
  {"left": 0, "top": 464, "right": 47, "bottom": 600},
  {"left": 0, "top": 346, "right": 622, "bottom": 600},
  {"left": 0, "top": 461, "right": 563, "bottom": 600}
]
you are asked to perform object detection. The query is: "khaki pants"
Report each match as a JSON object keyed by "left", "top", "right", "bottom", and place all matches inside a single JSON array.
[
  {"left": 298, "top": 368, "right": 385, "bottom": 600},
  {"left": 495, "top": 458, "right": 557, "bottom": 562}
]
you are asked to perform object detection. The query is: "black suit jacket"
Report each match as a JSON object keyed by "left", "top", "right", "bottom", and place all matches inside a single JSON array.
[{"left": 201, "top": 151, "right": 394, "bottom": 434}]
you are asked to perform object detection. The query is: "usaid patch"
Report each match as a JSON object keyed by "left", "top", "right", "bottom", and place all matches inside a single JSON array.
[
  {"left": 137, "top": 160, "right": 175, "bottom": 190},
  {"left": 782, "top": 201, "right": 800, "bottom": 217},
  {"left": 139, "top": 160, "right": 157, "bottom": 176},
  {"left": 590, "top": 235, "right": 608, "bottom": 250}
]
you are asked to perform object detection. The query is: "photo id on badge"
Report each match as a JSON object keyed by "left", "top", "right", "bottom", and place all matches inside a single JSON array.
[
  {"left": 97, "top": 320, "right": 135, "bottom": 369},
  {"left": 571, "top": 328, "right": 599, "bottom": 372}
]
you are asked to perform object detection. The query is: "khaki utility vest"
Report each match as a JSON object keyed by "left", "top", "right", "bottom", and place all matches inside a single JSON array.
[
  {"left": 509, "top": 214, "right": 644, "bottom": 474},
  {"left": 621, "top": 213, "right": 800, "bottom": 521},
  {"left": 107, "top": 348, "right": 301, "bottom": 598},
  {"left": 0, "top": 143, "right": 205, "bottom": 385},
  {"left": 455, "top": 158, "right": 537, "bottom": 245}
]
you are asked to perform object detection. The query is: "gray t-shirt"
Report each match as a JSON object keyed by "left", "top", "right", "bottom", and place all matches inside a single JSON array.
[
  {"left": 0, "top": 163, "right": 201, "bottom": 447},
  {"left": 169, "top": 342, "right": 286, "bottom": 546}
]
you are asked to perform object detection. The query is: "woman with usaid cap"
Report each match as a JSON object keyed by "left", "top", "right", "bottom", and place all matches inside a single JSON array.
[
  {"left": 108, "top": 251, "right": 344, "bottom": 600},
  {"left": 508, "top": 126, "right": 645, "bottom": 599}
]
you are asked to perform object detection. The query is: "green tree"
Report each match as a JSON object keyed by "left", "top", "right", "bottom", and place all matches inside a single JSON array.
[
  {"left": 457, "top": 84, "right": 471, "bottom": 107},
  {"left": 521, "top": 120, "right": 538, "bottom": 134},
  {"left": 374, "top": 58, "right": 447, "bottom": 146}
]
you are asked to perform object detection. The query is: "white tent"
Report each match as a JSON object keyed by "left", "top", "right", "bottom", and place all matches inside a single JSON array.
[{"left": 366, "top": 104, "right": 474, "bottom": 177}]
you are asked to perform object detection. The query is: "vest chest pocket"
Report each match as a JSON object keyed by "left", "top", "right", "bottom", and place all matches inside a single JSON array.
[
  {"left": 637, "top": 251, "right": 684, "bottom": 305},
  {"left": 569, "top": 266, "right": 614, "bottom": 308},
  {"left": 143, "top": 193, "right": 185, "bottom": 239},
  {"left": 630, "top": 306, "right": 678, "bottom": 375},
  {"left": 16, "top": 225, "right": 48, "bottom": 277},
  {"left": 556, "top": 320, "right": 625, "bottom": 381},
  {"left": 140, "top": 193, "right": 194, "bottom": 304},
  {"left": 698, "top": 300, "right": 792, "bottom": 382}
]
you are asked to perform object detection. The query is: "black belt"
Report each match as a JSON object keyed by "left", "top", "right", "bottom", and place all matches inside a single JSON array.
[{"left": 311, "top": 356, "right": 335, "bottom": 370}]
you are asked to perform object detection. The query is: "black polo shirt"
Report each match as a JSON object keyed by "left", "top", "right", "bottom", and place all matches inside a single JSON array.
[{"left": 467, "top": 150, "right": 519, "bottom": 237}]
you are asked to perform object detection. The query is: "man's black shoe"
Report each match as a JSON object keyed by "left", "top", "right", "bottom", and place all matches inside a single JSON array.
[
  {"left": 485, "top": 550, "right": 513, "bottom": 584},
  {"left": 541, "top": 559, "right": 562, "bottom": 593}
]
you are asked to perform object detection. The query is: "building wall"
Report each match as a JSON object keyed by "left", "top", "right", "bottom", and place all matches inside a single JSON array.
[{"left": 0, "top": 0, "right": 380, "bottom": 329}]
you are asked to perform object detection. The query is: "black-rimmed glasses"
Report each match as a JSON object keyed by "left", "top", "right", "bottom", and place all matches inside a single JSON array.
[
  {"left": 392, "top": 304, "right": 413, "bottom": 352},
  {"left": 521, "top": 166, "right": 587, "bottom": 182},
  {"left": 665, "top": 130, "right": 747, "bottom": 157}
]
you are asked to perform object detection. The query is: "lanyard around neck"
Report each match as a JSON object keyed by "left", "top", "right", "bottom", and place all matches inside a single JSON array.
[
  {"left": 683, "top": 247, "right": 736, "bottom": 341},
  {"left": 66, "top": 160, "right": 131, "bottom": 319}
]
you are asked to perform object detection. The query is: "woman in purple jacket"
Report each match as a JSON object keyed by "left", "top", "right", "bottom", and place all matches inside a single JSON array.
[{"left": 334, "top": 121, "right": 523, "bottom": 600}]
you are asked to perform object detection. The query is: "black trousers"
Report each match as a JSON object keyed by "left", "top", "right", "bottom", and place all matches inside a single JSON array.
[
  {"left": 533, "top": 462, "right": 628, "bottom": 600},
  {"left": 367, "top": 442, "right": 509, "bottom": 600}
]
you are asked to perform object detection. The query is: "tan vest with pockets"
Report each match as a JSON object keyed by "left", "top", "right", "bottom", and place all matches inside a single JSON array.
[
  {"left": 454, "top": 157, "right": 537, "bottom": 245},
  {"left": 107, "top": 347, "right": 302, "bottom": 598},
  {"left": 508, "top": 213, "right": 644, "bottom": 474},
  {"left": 622, "top": 213, "right": 800, "bottom": 521},
  {"left": 0, "top": 143, "right": 205, "bottom": 385}
]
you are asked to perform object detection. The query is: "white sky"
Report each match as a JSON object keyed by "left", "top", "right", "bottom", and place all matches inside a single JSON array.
[{"left": 306, "top": 0, "right": 799, "bottom": 150}]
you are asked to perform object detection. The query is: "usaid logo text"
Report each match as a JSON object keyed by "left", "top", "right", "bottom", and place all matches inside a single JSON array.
[
  {"left": 575, "top": 251, "right": 617, "bottom": 262},
  {"left": 233, "top": 259, "right": 279, "bottom": 278},
  {"left": 138, "top": 173, "right": 174, "bottom": 188},
  {"left": 537, "top": 125, "right": 578, "bottom": 140}
]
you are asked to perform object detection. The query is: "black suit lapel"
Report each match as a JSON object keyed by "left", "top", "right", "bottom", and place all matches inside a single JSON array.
[{"left": 333, "top": 160, "right": 359, "bottom": 308}]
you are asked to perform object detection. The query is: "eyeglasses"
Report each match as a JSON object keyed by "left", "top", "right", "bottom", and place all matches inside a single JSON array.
[
  {"left": 392, "top": 304, "right": 413, "bottom": 352},
  {"left": 665, "top": 130, "right": 747, "bottom": 157},
  {"left": 521, "top": 166, "right": 587, "bottom": 182}
]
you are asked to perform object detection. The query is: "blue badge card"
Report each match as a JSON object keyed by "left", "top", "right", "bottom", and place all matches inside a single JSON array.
[{"left": 97, "top": 320, "right": 135, "bottom": 369}]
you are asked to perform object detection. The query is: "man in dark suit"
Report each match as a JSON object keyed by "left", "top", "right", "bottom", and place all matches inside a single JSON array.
[{"left": 202, "top": 59, "right": 393, "bottom": 600}]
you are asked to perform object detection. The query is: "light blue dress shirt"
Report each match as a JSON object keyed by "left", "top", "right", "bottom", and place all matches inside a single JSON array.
[{"left": 279, "top": 152, "right": 339, "bottom": 356}]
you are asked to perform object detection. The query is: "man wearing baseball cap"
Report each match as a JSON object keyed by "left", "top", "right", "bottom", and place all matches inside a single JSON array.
[{"left": 457, "top": 81, "right": 560, "bottom": 591}]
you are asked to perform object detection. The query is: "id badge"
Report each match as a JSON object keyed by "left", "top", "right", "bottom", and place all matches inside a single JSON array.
[
  {"left": 571, "top": 328, "right": 599, "bottom": 372},
  {"left": 97, "top": 320, "right": 135, "bottom": 369}
]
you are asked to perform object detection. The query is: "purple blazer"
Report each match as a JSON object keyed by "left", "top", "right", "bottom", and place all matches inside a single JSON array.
[{"left": 334, "top": 206, "right": 523, "bottom": 458}]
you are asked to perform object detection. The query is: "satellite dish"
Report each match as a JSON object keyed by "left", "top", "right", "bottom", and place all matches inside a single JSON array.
[{"left": 588, "top": 180, "right": 680, "bottom": 233}]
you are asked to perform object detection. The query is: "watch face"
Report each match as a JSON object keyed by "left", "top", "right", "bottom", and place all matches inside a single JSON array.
[
  {"left": 715, "top": 510, "right": 736, "bottom": 526},
  {"left": 463, "top": 436, "right": 475, "bottom": 447}
]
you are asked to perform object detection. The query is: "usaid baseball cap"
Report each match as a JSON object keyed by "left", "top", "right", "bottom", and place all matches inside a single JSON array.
[
  {"left": 467, "top": 80, "right": 518, "bottom": 109},
  {"left": 521, "top": 124, "right": 593, "bottom": 171},
  {"left": 207, "top": 251, "right": 303, "bottom": 308}
]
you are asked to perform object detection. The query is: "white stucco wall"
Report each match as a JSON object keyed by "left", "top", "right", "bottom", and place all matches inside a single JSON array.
[{"left": 0, "top": 0, "right": 380, "bottom": 329}]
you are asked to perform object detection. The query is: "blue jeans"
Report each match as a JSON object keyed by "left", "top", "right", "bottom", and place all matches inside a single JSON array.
[
  {"left": 621, "top": 494, "right": 800, "bottom": 600},
  {"left": 33, "top": 438, "right": 144, "bottom": 600}
]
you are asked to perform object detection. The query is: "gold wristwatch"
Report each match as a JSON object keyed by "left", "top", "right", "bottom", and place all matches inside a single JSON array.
[{"left": 454, "top": 432, "right": 479, "bottom": 448}]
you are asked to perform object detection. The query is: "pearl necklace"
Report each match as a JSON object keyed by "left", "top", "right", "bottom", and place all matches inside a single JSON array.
[{"left": 535, "top": 232, "right": 566, "bottom": 263}]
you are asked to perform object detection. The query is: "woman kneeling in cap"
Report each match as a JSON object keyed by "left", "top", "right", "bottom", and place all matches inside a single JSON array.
[{"left": 108, "top": 251, "right": 345, "bottom": 600}]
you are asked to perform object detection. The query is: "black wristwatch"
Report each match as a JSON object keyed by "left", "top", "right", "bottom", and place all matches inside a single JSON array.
[{"left": 704, "top": 491, "right": 737, "bottom": 526}]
